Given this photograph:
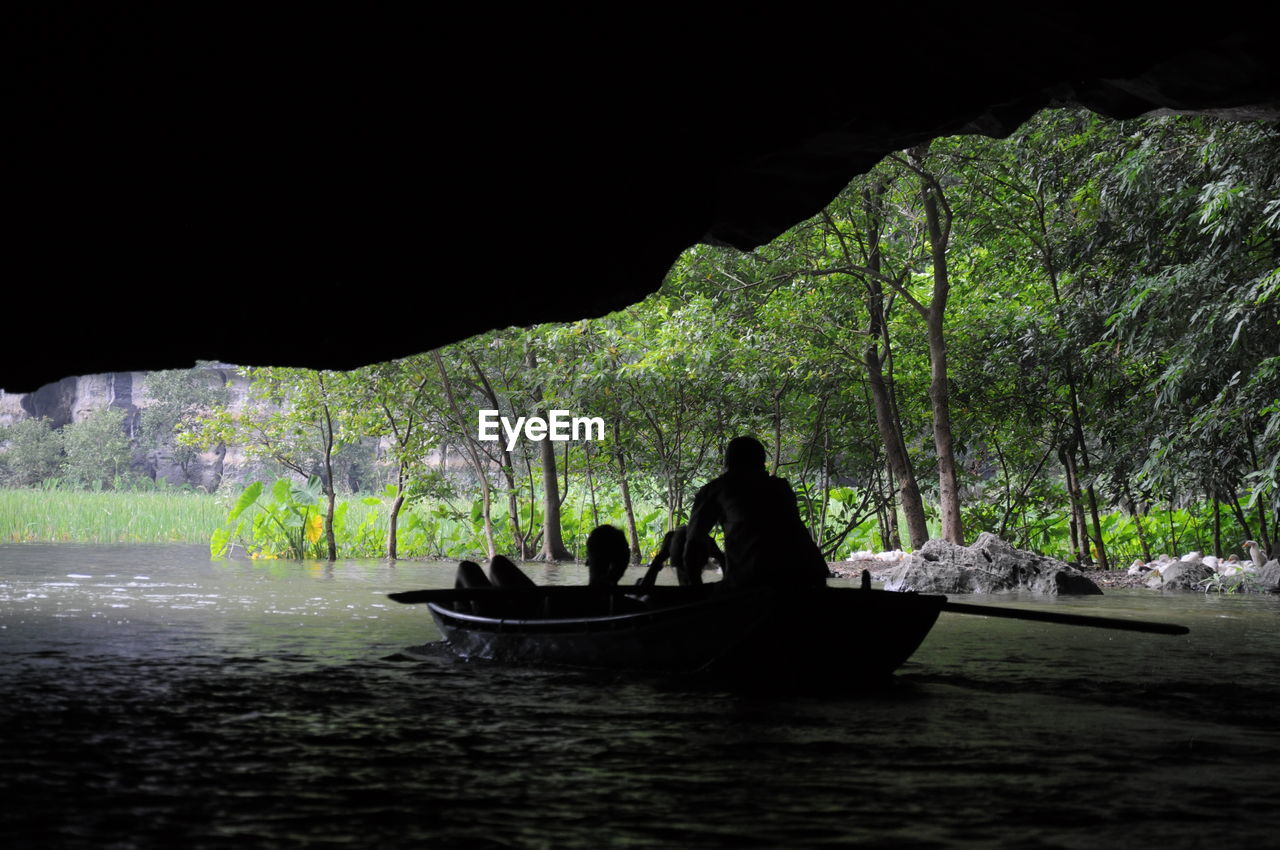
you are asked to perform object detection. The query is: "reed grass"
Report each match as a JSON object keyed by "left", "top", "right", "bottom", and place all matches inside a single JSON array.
[{"left": 0, "top": 488, "right": 225, "bottom": 543}]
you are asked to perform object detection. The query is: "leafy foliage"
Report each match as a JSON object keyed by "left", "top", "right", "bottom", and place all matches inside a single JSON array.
[
  {"left": 212, "top": 477, "right": 329, "bottom": 559},
  {"left": 0, "top": 417, "right": 64, "bottom": 487},
  {"left": 61, "top": 407, "right": 133, "bottom": 489}
]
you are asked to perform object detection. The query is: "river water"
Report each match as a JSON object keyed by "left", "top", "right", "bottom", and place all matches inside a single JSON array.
[{"left": 2, "top": 544, "right": 1278, "bottom": 849}]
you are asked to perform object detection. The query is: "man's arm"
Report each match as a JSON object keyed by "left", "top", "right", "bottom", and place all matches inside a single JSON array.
[
  {"left": 636, "top": 529, "right": 674, "bottom": 588},
  {"left": 706, "top": 534, "right": 726, "bottom": 566},
  {"left": 685, "top": 482, "right": 719, "bottom": 538},
  {"left": 682, "top": 483, "right": 722, "bottom": 583}
]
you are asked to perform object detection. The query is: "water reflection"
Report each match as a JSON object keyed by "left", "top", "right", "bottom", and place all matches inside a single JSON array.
[{"left": 2, "top": 544, "right": 1278, "bottom": 848}]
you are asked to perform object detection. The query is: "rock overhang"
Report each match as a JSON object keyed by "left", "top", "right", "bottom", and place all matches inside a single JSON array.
[{"left": 5, "top": 11, "right": 1279, "bottom": 391}]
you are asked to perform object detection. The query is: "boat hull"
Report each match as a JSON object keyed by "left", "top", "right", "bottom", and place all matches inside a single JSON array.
[{"left": 426, "top": 585, "right": 944, "bottom": 689}]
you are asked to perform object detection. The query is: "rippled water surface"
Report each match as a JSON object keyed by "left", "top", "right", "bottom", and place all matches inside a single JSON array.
[{"left": 3, "top": 544, "right": 1279, "bottom": 849}]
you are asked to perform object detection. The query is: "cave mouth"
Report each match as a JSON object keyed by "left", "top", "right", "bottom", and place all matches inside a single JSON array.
[{"left": 6, "top": 13, "right": 1279, "bottom": 392}]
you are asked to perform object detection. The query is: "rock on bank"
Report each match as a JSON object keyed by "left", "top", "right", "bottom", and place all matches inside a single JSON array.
[{"left": 880, "top": 532, "right": 1103, "bottom": 596}]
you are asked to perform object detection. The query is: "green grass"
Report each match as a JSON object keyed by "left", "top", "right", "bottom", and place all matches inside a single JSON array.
[
  {"left": 0, "top": 488, "right": 225, "bottom": 543},
  {"left": 8, "top": 481, "right": 1230, "bottom": 566}
]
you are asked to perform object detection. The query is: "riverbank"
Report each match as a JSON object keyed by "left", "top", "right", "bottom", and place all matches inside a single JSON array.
[{"left": 833, "top": 559, "right": 1163, "bottom": 590}]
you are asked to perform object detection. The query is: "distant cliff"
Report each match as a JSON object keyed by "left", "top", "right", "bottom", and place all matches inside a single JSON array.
[
  {"left": 1, "top": 366, "right": 468, "bottom": 492},
  {"left": 0, "top": 365, "right": 253, "bottom": 491}
]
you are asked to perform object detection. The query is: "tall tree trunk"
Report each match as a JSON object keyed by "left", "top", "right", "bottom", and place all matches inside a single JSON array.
[
  {"left": 1122, "top": 479, "right": 1153, "bottom": 562},
  {"left": 771, "top": 388, "right": 785, "bottom": 476},
  {"left": 827, "top": 186, "right": 926, "bottom": 548},
  {"left": 882, "top": 462, "right": 901, "bottom": 550},
  {"left": 585, "top": 442, "right": 599, "bottom": 529},
  {"left": 1134, "top": 508, "right": 1152, "bottom": 563},
  {"left": 507, "top": 464, "right": 528, "bottom": 559},
  {"left": 613, "top": 423, "right": 642, "bottom": 564},
  {"left": 1241, "top": 422, "right": 1275, "bottom": 555},
  {"left": 466, "top": 352, "right": 528, "bottom": 558},
  {"left": 817, "top": 431, "right": 831, "bottom": 546},
  {"left": 866, "top": 343, "right": 928, "bottom": 548},
  {"left": 1228, "top": 491, "right": 1255, "bottom": 546},
  {"left": 1209, "top": 485, "right": 1222, "bottom": 559},
  {"left": 537, "top": 424, "right": 573, "bottom": 560},
  {"left": 915, "top": 151, "right": 964, "bottom": 544},
  {"left": 1068, "top": 387, "right": 1110, "bottom": 569},
  {"left": 387, "top": 492, "right": 404, "bottom": 560},
  {"left": 1256, "top": 500, "right": 1273, "bottom": 557},
  {"left": 524, "top": 348, "right": 573, "bottom": 561},
  {"left": 387, "top": 461, "right": 406, "bottom": 561},
  {"left": 317, "top": 379, "right": 338, "bottom": 561},
  {"left": 1060, "top": 446, "right": 1090, "bottom": 564},
  {"left": 925, "top": 306, "right": 963, "bottom": 544},
  {"left": 1084, "top": 481, "right": 1109, "bottom": 568},
  {"left": 856, "top": 185, "right": 929, "bottom": 549}
]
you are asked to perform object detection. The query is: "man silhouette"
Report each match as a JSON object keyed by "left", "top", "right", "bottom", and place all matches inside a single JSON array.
[{"left": 684, "top": 436, "right": 829, "bottom": 588}]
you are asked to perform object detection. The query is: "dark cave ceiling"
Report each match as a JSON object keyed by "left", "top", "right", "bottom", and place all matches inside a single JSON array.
[{"left": 6, "top": 10, "right": 1279, "bottom": 392}]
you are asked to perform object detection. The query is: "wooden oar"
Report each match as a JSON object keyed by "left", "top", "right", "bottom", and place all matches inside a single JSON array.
[
  {"left": 386, "top": 585, "right": 685, "bottom": 605},
  {"left": 941, "top": 601, "right": 1189, "bottom": 635},
  {"left": 389, "top": 587, "right": 533, "bottom": 605}
]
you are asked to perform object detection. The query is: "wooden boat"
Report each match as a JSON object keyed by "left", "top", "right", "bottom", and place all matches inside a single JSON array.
[
  {"left": 388, "top": 575, "right": 1189, "bottom": 690},
  {"left": 390, "top": 583, "right": 948, "bottom": 690}
]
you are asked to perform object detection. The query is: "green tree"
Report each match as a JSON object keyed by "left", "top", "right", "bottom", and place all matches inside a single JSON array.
[
  {"left": 0, "top": 417, "right": 64, "bottom": 486},
  {"left": 431, "top": 348, "right": 498, "bottom": 559},
  {"left": 455, "top": 335, "right": 538, "bottom": 559},
  {"left": 796, "top": 175, "right": 933, "bottom": 548},
  {"left": 62, "top": 407, "right": 132, "bottom": 488},
  {"left": 353, "top": 356, "right": 444, "bottom": 559},
  {"left": 188, "top": 367, "right": 361, "bottom": 560},
  {"left": 1095, "top": 115, "right": 1280, "bottom": 555}
]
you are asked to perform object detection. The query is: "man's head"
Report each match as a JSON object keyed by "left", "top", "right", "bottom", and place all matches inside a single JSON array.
[
  {"left": 724, "top": 436, "right": 767, "bottom": 473},
  {"left": 586, "top": 524, "right": 630, "bottom": 586}
]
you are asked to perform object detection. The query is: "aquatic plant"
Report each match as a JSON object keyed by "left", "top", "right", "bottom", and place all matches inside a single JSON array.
[{"left": 211, "top": 477, "right": 328, "bottom": 560}]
